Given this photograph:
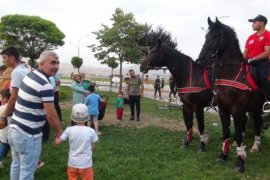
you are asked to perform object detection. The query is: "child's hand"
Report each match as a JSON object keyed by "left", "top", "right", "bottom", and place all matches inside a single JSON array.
[{"left": 54, "top": 137, "right": 62, "bottom": 145}]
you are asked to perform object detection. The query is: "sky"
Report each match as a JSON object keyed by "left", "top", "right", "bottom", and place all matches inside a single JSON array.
[{"left": 0, "top": 0, "right": 269, "bottom": 68}]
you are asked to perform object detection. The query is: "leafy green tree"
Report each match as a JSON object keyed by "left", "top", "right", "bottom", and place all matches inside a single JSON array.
[
  {"left": 107, "top": 57, "right": 119, "bottom": 76},
  {"left": 71, "top": 56, "right": 83, "bottom": 73},
  {"left": 106, "top": 57, "right": 119, "bottom": 91},
  {"left": 0, "top": 14, "right": 65, "bottom": 68},
  {"left": 90, "top": 8, "right": 150, "bottom": 91}
]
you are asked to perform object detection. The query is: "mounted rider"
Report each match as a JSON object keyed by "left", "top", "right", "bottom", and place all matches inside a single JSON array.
[{"left": 243, "top": 14, "right": 270, "bottom": 112}]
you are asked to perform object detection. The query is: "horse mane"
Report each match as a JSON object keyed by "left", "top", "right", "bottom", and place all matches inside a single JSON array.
[
  {"left": 162, "top": 44, "right": 193, "bottom": 63},
  {"left": 219, "top": 23, "right": 243, "bottom": 60}
]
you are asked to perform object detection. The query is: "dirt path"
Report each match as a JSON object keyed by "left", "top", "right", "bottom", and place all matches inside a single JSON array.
[{"left": 61, "top": 102, "right": 186, "bottom": 131}]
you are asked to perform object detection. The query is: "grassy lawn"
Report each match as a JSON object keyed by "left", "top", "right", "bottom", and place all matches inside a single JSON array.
[{"left": 1, "top": 86, "right": 270, "bottom": 179}]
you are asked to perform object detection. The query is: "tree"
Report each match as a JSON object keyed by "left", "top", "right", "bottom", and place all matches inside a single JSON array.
[
  {"left": 71, "top": 56, "right": 83, "bottom": 73},
  {"left": 107, "top": 57, "right": 119, "bottom": 76},
  {"left": 107, "top": 57, "right": 119, "bottom": 91},
  {"left": 0, "top": 14, "right": 65, "bottom": 68},
  {"left": 90, "top": 8, "right": 150, "bottom": 91}
]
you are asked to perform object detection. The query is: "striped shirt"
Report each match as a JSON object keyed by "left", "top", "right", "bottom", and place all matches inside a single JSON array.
[{"left": 10, "top": 70, "right": 54, "bottom": 137}]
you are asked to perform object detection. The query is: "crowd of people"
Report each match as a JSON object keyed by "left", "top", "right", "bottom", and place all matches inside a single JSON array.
[{"left": 0, "top": 14, "right": 269, "bottom": 179}]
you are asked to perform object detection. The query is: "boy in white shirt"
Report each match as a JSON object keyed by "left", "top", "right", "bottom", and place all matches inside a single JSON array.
[{"left": 55, "top": 103, "right": 98, "bottom": 180}]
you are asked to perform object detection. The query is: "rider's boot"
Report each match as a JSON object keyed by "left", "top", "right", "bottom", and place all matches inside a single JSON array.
[{"left": 261, "top": 82, "right": 270, "bottom": 112}]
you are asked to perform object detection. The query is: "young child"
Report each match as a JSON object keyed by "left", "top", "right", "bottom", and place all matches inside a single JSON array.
[
  {"left": 115, "top": 92, "right": 124, "bottom": 121},
  {"left": 0, "top": 88, "right": 11, "bottom": 169},
  {"left": 85, "top": 85, "right": 103, "bottom": 135},
  {"left": 55, "top": 103, "right": 98, "bottom": 180}
]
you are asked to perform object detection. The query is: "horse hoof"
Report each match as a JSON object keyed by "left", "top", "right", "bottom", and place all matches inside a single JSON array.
[
  {"left": 217, "top": 154, "right": 228, "bottom": 162},
  {"left": 198, "top": 148, "right": 205, "bottom": 153},
  {"left": 180, "top": 144, "right": 189, "bottom": 149},
  {"left": 250, "top": 148, "right": 259, "bottom": 153},
  {"left": 235, "top": 156, "right": 245, "bottom": 173},
  {"left": 182, "top": 138, "right": 191, "bottom": 147},
  {"left": 235, "top": 166, "right": 245, "bottom": 173},
  {"left": 199, "top": 142, "right": 206, "bottom": 152}
]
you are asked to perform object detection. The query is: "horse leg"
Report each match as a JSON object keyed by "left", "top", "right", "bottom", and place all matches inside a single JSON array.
[
  {"left": 218, "top": 106, "right": 231, "bottom": 161},
  {"left": 232, "top": 112, "right": 246, "bottom": 173},
  {"left": 195, "top": 106, "right": 207, "bottom": 152},
  {"left": 181, "top": 104, "right": 193, "bottom": 148},
  {"left": 250, "top": 111, "right": 262, "bottom": 153},
  {"left": 232, "top": 113, "right": 247, "bottom": 147}
]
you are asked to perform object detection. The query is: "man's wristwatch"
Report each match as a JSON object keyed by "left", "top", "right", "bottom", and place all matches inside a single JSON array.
[{"left": 0, "top": 114, "right": 7, "bottom": 121}]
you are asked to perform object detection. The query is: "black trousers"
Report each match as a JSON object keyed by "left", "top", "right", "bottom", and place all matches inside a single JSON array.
[
  {"left": 129, "top": 95, "right": 141, "bottom": 118},
  {"left": 54, "top": 91, "right": 62, "bottom": 121},
  {"left": 42, "top": 119, "right": 50, "bottom": 143},
  {"left": 154, "top": 88, "right": 161, "bottom": 97},
  {"left": 253, "top": 60, "right": 270, "bottom": 100},
  {"left": 169, "top": 85, "right": 177, "bottom": 97}
]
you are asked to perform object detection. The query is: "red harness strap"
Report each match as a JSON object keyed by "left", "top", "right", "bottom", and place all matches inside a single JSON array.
[
  {"left": 178, "top": 60, "right": 211, "bottom": 94},
  {"left": 214, "top": 63, "right": 258, "bottom": 91},
  {"left": 178, "top": 87, "right": 210, "bottom": 93},
  {"left": 214, "top": 79, "right": 251, "bottom": 91}
]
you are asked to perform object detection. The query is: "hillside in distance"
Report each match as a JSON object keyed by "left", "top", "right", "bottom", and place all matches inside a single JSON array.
[{"left": 58, "top": 62, "right": 170, "bottom": 79}]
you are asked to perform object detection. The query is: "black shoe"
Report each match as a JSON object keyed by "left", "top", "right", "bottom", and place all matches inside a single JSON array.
[
  {"left": 263, "top": 102, "right": 270, "bottom": 113},
  {"left": 129, "top": 117, "right": 134, "bottom": 121}
]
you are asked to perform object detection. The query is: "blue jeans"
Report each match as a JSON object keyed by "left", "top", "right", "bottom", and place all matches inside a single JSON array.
[
  {"left": 7, "top": 127, "right": 42, "bottom": 180},
  {"left": 0, "top": 142, "right": 10, "bottom": 161}
]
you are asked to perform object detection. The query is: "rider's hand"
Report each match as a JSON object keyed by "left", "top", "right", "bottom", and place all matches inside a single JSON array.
[
  {"left": 247, "top": 58, "right": 254, "bottom": 64},
  {"left": 244, "top": 58, "right": 254, "bottom": 65}
]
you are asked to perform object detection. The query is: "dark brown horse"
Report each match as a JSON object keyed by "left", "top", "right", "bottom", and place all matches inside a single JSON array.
[
  {"left": 197, "top": 17, "right": 265, "bottom": 172},
  {"left": 140, "top": 40, "right": 213, "bottom": 152}
]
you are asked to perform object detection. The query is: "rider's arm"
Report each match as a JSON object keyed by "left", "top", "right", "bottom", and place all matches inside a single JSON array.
[
  {"left": 252, "top": 46, "right": 270, "bottom": 61},
  {"left": 243, "top": 48, "right": 248, "bottom": 59}
]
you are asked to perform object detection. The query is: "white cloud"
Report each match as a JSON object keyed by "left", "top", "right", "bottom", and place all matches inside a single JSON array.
[{"left": 0, "top": 0, "right": 269, "bottom": 68}]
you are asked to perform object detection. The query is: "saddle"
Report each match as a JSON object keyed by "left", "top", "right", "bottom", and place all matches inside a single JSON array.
[
  {"left": 213, "top": 64, "right": 259, "bottom": 91},
  {"left": 246, "top": 65, "right": 259, "bottom": 91}
]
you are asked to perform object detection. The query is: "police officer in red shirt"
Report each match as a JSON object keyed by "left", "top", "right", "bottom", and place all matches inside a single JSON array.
[{"left": 243, "top": 14, "right": 270, "bottom": 112}]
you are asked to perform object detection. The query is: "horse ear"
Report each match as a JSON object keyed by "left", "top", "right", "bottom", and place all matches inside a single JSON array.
[
  {"left": 157, "top": 39, "right": 162, "bottom": 47},
  {"left": 208, "top": 17, "right": 214, "bottom": 27},
  {"left": 215, "top": 17, "right": 221, "bottom": 25}
]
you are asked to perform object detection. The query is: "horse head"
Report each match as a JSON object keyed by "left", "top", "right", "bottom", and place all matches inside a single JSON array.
[
  {"left": 197, "top": 17, "right": 242, "bottom": 65},
  {"left": 140, "top": 39, "right": 166, "bottom": 73},
  {"left": 197, "top": 17, "right": 224, "bottom": 65}
]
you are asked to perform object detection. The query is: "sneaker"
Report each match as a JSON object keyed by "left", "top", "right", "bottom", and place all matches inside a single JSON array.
[
  {"left": 263, "top": 101, "right": 270, "bottom": 113},
  {"left": 37, "top": 160, "right": 44, "bottom": 169}
]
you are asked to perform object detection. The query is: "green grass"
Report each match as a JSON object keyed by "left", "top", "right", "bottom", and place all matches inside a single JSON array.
[{"left": 2, "top": 86, "right": 270, "bottom": 179}]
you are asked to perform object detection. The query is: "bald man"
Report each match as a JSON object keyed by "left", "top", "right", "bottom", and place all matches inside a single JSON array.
[{"left": 7, "top": 50, "right": 63, "bottom": 180}]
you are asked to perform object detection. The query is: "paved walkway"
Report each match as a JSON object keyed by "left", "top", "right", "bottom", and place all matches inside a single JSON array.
[{"left": 62, "top": 79, "right": 217, "bottom": 113}]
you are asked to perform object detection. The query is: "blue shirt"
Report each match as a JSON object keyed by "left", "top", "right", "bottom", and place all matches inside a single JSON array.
[
  {"left": 11, "top": 63, "right": 30, "bottom": 88},
  {"left": 84, "top": 93, "right": 102, "bottom": 116}
]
